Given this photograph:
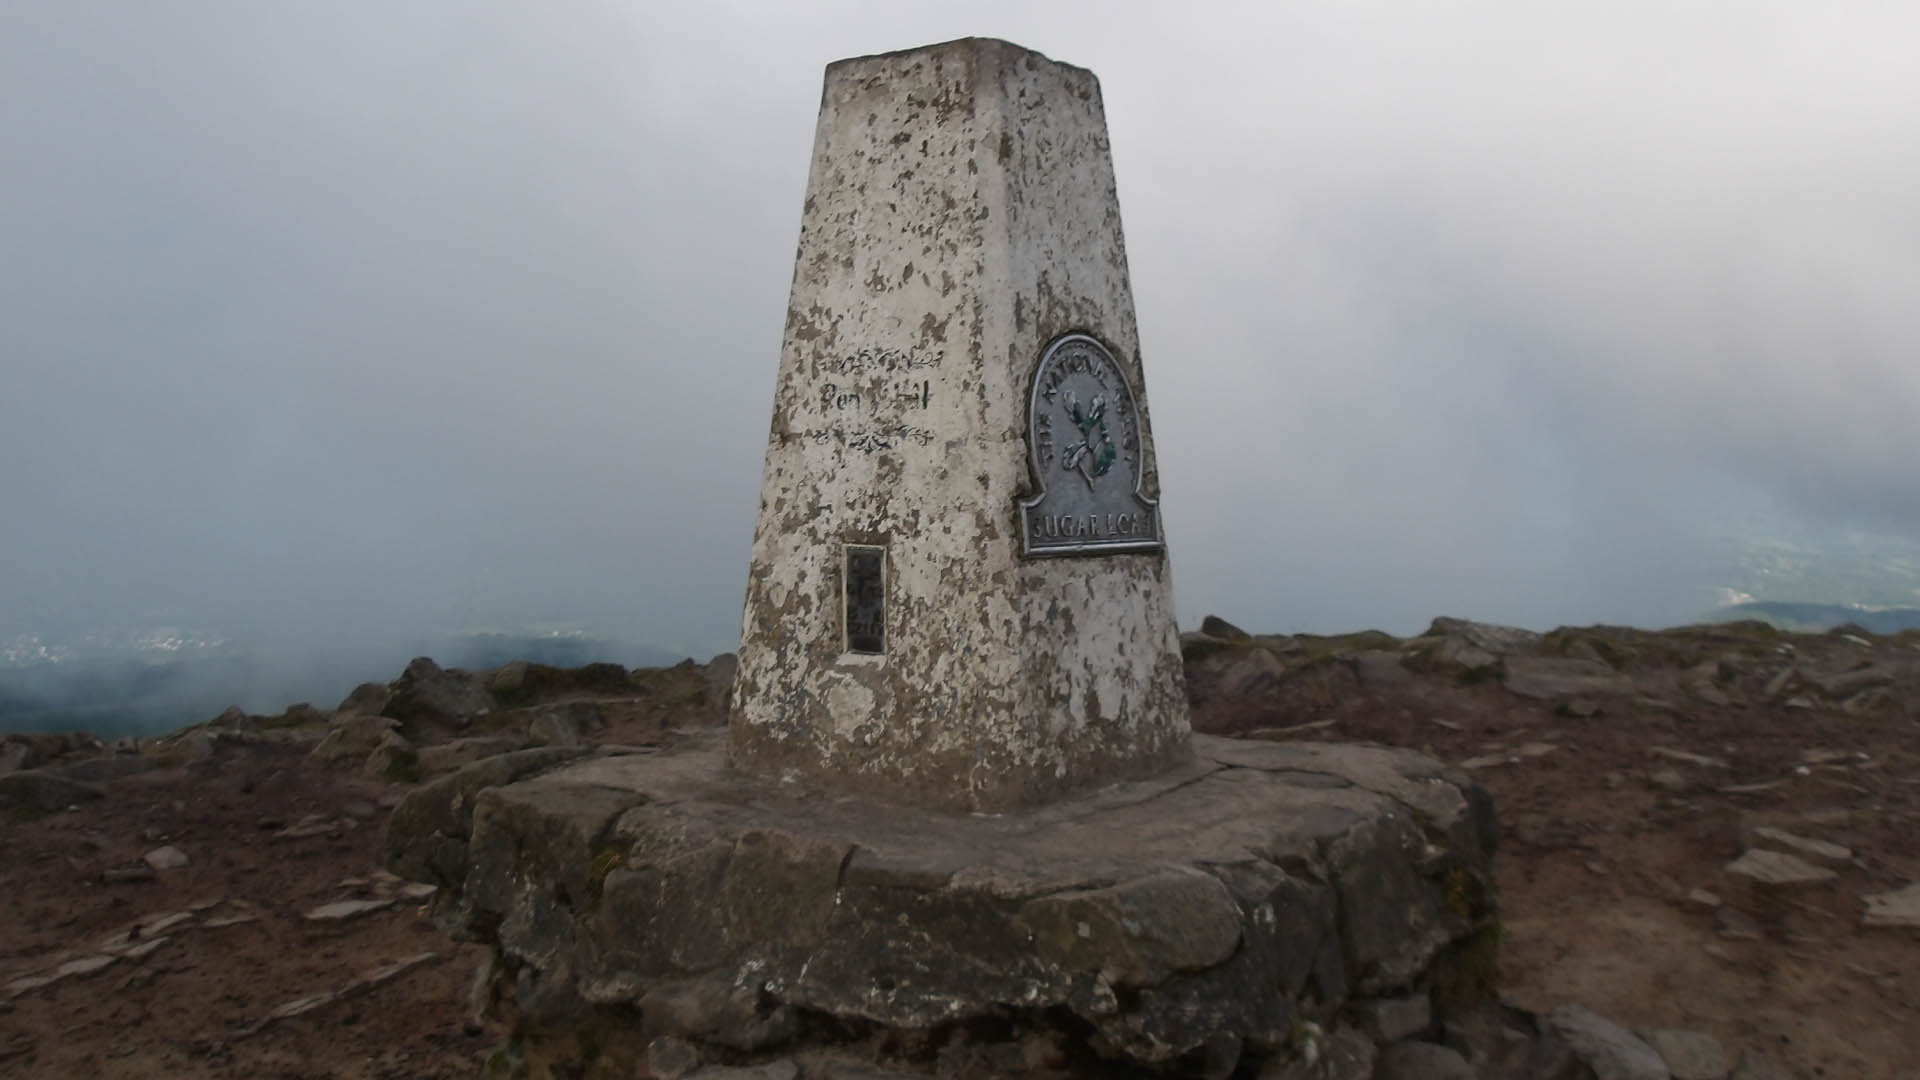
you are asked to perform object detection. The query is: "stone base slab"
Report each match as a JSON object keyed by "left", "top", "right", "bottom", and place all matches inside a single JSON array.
[{"left": 385, "top": 733, "right": 1497, "bottom": 1073}]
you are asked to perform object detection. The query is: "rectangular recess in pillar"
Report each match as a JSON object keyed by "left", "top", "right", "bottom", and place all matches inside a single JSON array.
[{"left": 843, "top": 545, "right": 886, "bottom": 655}]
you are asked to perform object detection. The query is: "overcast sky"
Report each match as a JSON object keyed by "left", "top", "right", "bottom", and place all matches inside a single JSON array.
[{"left": 3, "top": 1, "right": 1916, "bottom": 665}]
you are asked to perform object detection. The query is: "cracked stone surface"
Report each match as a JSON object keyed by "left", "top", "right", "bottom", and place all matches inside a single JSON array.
[{"left": 386, "top": 731, "right": 1497, "bottom": 1070}]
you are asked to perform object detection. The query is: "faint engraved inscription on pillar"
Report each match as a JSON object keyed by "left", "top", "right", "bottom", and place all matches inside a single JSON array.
[{"left": 797, "top": 348, "right": 942, "bottom": 456}]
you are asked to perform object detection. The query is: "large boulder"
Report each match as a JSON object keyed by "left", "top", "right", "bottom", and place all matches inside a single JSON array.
[
  {"left": 0, "top": 738, "right": 41, "bottom": 775},
  {"left": 310, "top": 714, "right": 402, "bottom": 765},
  {"left": 1542, "top": 1005, "right": 1670, "bottom": 1080},
  {"left": 336, "top": 682, "right": 392, "bottom": 715},
  {"left": 0, "top": 769, "right": 106, "bottom": 813},
  {"left": 702, "top": 653, "right": 738, "bottom": 708},
  {"left": 1200, "top": 615, "right": 1252, "bottom": 641},
  {"left": 418, "top": 736, "right": 526, "bottom": 775},
  {"left": 204, "top": 705, "right": 257, "bottom": 738},
  {"left": 383, "top": 657, "right": 497, "bottom": 730},
  {"left": 1502, "top": 657, "right": 1634, "bottom": 701},
  {"left": 1426, "top": 617, "right": 1541, "bottom": 660}
]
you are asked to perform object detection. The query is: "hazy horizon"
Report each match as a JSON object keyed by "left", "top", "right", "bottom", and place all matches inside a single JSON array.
[{"left": 5, "top": 4, "right": 1917, "bottom": 692}]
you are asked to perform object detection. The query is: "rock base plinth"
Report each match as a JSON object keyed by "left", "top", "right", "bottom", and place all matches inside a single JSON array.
[{"left": 385, "top": 733, "right": 1499, "bottom": 1077}]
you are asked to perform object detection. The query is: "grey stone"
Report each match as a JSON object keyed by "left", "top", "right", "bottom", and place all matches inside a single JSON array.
[
  {"left": 1210, "top": 645, "right": 1288, "bottom": 699},
  {"left": 1503, "top": 657, "right": 1634, "bottom": 700},
  {"left": 638, "top": 976, "right": 801, "bottom": 1053},
  {"left": 1747, "top": 826, "right": 1850, "bottom": 867},
  {"left": 1647, "top": 770, "right": 1689, "bottom": 793},
  {"left": 0, "top": 769, "right": 106, "bottom": 812},
  {"left": 1374, "top": 1040, "right": 1475, "bottom": 1080},
  {"left": 1762, "top": 666, "right": 1797, "bottom": 698},
  {"left": 304, "top": 898, "right": 395, "bottom": 922},
  {"left": 702, "top": 653, "right": 737, "bottom": 707},
  {"left": 0, "top": 740, "right": 40, "bottom": 774},
  {"left": 336, "top": 681, "right": 392, "bottom": 715},
  {"left": 277, "top": 702, "right": 329, "bottom": 727},
  {"left": 143, "top": 845, "right": 190, "bottom": 870},
  {"left": 1254, "top": 1024, "right": 1374, "bottom": 1079},
  {"left": 1201, "top": 615, "right": 1251, "bottom": 640},
  {"left": 1862, "top": 882, "right": 1920, "bottom": 928},
  {"left": 417, "top": 736, "right": 523, "bottom": 773},
  {"left": 387, "top": 731, "right": 1494, "bottom": 1071},
  {"left": 1638, "top": 1028, "right": 1728, "bottom": 1080},
  {"left": 1543, "top": 1004, "right": 1671, "bottom": 1080},
  {"left": 526, "top": 709, "right": 585, "bottom": 748},
  {"left": 362, "top": 731, "right": 418, "bottom": 780},
  {"left": 209, "top": 705, "right": 256, "bottom": 735},
  {"left": 309, "top": 714, "right": 400, "bottom": 765},
  {"left": 1352, "top": 993, "right": 1431, "bottom": 1043},
  {"left": 1811, "top": 663, "right": 1900, "bottom": 698},
  {"left": 1751, "top": 822, "right": 1850, "bottom": 864},
  {"left": 1724, "top": 849, "right": 1835, "bottom": 887},
  {"left": 647, "top": 1036, "right": 701, "bottom": 1080},
  {"left": 54, "top": 954, "right": 119, "bottom": 979},
  {"left": 1352, "top": 650, "right": 1414, "bottom": 688},
  {"left": 382, "top": 746, "right": 595, "bottom": 887},
  {"left": 487, "top": 661, "right": 529, "bottom": 698},
  {"left": 1426, "top": 616, "right": 1542, "bottom": 657},
  {"left": 1650, "top": 747, "right": 1727, "bottom": 769},
  {"left": 382, "top": 656, "right": 496, "bottom": 729}
]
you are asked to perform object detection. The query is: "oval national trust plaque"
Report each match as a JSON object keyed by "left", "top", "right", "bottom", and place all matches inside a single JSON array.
[{"left": 1018, "top": 333, "right": 1162, "bottom": 558}]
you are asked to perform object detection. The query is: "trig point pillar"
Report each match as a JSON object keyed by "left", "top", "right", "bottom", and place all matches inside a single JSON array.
[{"left": 730, "top": 38, "right": 1189, "bottom": 812}]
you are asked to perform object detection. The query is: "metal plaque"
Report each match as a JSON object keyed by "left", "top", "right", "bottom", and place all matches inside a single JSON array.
[
  {"left": 844, "top": 545, "right": 885, "bottom": 654},
  {"left": 1018, "top": 333, "right": 1162, "bottom": 557}
]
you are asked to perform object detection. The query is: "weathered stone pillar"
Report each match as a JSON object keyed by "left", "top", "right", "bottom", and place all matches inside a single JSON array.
[{"left": 730, "top": 38, "right": 1189, "bottom": 812}]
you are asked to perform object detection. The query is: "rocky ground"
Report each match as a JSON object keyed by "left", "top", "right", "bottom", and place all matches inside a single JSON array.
[{"left": 2, "top": 617, "right": 1916, "bottom": 1078}]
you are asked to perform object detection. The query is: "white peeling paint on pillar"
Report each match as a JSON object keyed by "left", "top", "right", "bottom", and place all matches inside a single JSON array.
[{"left": 729, "top": 37, "right": 1190, "bottom": 812}]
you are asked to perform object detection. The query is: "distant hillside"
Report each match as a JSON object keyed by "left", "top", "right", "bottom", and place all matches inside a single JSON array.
[
  {"left": 0, "top": 629, "right": 687, "bottom": 738},
  {"left": 1712, "top": 601, "right": 1920, "bottom": 634}
]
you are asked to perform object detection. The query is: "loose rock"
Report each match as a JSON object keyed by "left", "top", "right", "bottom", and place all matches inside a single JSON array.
[
  {"left": 648, "top": 1035, "right": 703, "bottom": 1080},
  {"left": 1747, "top": 826, "right": 1850, "bottom": 868},
  {"left": 304, "top": 899, "right": 395, "bottom": 922},
  {"left": 1862, "top": 882, "right": 1920, "bottom": 929},
  {"left": 1503, "top": 657, "right": 1634, "bottom": 701},
  {"left": 1724, "top": 849, "right": 1836, "bottom": 887},
  {"left": 1638, "top": 1028, "right": 1727, "bottom": 1080},
  {"left": 143, "top": 845, "right": 190, "bottom": 871},
  {"left": 1353, "top": 994, "right": 1432, "bottom": 1044},
  {"left": 1543, "top": 1004, "right": 1669, "bottom": 1080}
]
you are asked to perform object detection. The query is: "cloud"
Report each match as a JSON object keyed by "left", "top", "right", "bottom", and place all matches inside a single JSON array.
[{"left": 1, "top": 0, "right": 1914, "bottom": 686}]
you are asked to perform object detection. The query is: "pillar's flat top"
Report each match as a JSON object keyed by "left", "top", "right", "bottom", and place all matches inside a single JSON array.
[{"left": 826, "top": 36, "right": 1088, "bottom": 76}]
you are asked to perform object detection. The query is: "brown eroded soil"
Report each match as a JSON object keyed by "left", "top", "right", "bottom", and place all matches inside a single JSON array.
[
  {"left": 3, "top": 625, "right": 1918, "bottom": 1078},
  {"left": 1190, "top": 621, "right": 1920, "bottom": 1079}
]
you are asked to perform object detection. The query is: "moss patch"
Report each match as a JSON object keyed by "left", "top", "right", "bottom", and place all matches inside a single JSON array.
[{"left": 586, "top": 846, "right": 625, "bottom": 904}]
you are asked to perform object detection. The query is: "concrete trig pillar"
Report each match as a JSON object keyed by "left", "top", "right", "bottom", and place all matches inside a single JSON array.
[{"left": 730, "top": 38, "right": 1189, "bottom": 812}]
